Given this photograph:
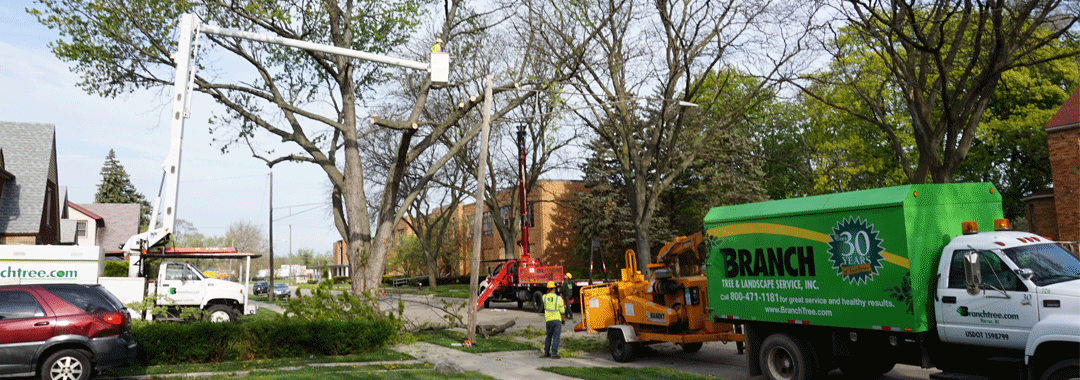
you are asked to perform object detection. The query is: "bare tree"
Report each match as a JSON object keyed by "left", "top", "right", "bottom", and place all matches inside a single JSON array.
[
  {"left": 795, "top": 0, "right": 1080, "bottom": 183},
  {"left": 526, "top": 0, "right": 814, "bottom": 270}
]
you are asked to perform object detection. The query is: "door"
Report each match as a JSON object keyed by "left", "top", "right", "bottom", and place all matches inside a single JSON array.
[
  {"left": 159, "top": 262, "right": 205, "bottom": 306},
  {"left": 0, "top": 289, "right": 54, "bottom": 376},
  {"left": 936, "top": 249, "right": 1038, "bottom": 350}
]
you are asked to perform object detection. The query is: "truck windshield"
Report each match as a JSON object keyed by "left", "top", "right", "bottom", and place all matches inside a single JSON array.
[{"left": 1002, "top": 244, "right": 1080, "bottom": 287}]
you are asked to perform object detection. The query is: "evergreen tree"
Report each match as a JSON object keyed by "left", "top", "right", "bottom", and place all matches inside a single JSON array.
[{"left": 95, "top": 150, "right": 152, "bottom": 231}]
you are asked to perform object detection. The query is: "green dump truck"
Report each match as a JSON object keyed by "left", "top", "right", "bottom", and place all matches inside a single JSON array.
[{"left": 704, "top": 183, "right": 1080, "bottom": 380}]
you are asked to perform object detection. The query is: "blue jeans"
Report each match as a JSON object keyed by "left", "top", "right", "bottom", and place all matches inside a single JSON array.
[{"left": 544, "top": 320, "right": 561, "bottom": 356}]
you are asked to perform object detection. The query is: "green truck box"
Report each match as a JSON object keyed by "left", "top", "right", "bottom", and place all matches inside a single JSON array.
[{"left": 703, "top": 183, "right": 1080, "bottom": 380}]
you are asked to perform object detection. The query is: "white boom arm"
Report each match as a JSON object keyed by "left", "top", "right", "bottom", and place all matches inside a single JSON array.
[{"left": 122, "top": 13, "right": 449, "bottom": 275}]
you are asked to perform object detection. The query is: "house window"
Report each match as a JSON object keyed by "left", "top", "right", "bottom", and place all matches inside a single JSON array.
[
  {"left": 76, "top": 221, "right": 87, "bottom": 237},
  {"left": 482, "top": 212, "right": 492, "bottom": 236}
]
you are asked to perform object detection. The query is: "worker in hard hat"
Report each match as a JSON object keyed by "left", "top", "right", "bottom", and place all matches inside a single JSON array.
[
  {"left": 432, "top": 38, "right": 443, "bottom": 53},
  {"left": 542, "top": 280, "right": 565, "bottom": 358},
  {"left": 560, "top": 273, "right": 574, "bottom": 320}
]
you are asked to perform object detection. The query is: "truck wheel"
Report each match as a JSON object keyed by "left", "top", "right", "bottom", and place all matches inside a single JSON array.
[
  {"left": 681, "top": 342, "right": 703, "bottom": 353},
  {"left": 1041, "top": 358, "right": 1079, "bottom": 380},
  {"left": 838, "top": 356, "right": 895, "bottom": 378},
  {"left": 533, "top": 291, "right": 545, "bottom": 313},
  {"left": 483, "top": 299, "right": 491, "bottom": 309},
  {"left": 40, "top": 349, "right": 91, "bottom": 380},
  {"left": 760, "top": 333, "right": 820, "bottom": 380},
  {"left": 608, "top": 329, "right": 634, "bottom": 362},
  {"left": 206, "top": 305, "right": 236, "bottom": 322}
]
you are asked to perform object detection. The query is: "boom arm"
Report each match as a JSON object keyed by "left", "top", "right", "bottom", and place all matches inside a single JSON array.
[{"left": 121, "top": 13, "right": 449, "bottom": 260}]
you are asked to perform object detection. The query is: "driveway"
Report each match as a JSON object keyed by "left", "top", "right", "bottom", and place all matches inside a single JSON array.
[{"left": 376, "top": 293, "right": 943, "bottom": 380}]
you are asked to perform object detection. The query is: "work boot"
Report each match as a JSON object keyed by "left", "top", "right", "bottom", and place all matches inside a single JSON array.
[
  {"left": 552, "top": 354, "right": 561, "bottom": 359},
  {"left": 544, "top": 352, "right": 550, "bottom": 358}
]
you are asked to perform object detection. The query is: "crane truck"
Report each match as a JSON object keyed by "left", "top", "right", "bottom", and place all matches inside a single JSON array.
[
  {"left": 475, "top": 124, "right": 567, "bottom": 311},
  {"left": 578, "top": 183, "right": 1080, "bottom": 380}
]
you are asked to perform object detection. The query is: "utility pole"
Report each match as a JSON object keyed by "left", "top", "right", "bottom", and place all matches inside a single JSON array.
[{"left": 268, "top": 171, "right": 275, "bottom": 302}]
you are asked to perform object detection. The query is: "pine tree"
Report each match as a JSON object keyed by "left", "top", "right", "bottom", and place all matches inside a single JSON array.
[{"left": 95, "top": 149, "right": 152, "bottom": 231}]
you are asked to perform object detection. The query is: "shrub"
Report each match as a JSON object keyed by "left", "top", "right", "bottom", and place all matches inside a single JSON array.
[
  {"left": 103, "top": 260, "right": 128, "bottom": 277},
  {"left": 132, "top": 318, "right": 397, "bottom": 365}
]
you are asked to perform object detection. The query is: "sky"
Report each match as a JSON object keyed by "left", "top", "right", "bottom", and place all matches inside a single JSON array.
[{"left": 0, "top": 1, "right": 342, "bottom": 256}]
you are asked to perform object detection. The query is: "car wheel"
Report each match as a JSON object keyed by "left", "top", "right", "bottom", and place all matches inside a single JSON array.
[
  {"left": 608, "top": 329, "right": 634, "bottom": 362},
  {"left": 760, "top": 333, "right": 820, "bottom": 380},
  {"left": 206, "top": 305, "right": 236, "bottom": 322},
  {"left": 41, "top": 349, "right": 91, "bottom": 380},
  {"left": 533, "top": 291, "right": 545, "bottom": 313},
  {"left": 681, "top": 342, "right": 703, "bottom": 353},
  {"left": 1041, "top": 358, "right": 1079, "bottom": 380}
]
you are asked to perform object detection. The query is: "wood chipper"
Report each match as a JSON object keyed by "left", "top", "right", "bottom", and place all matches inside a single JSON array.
[{"left": 574, "top": 233, "right": 743, "bottom": 362}]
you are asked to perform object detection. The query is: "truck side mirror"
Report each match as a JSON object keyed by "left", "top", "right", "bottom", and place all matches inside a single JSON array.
[
  {"left": 963, "top": 251, "right": 982, "bottom": 296},
  {"left": 1015, "top": 268, "right": 1034, "bottom": 281}
]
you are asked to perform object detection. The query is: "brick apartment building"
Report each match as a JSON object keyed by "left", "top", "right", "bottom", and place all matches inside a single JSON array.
[
  {"left": 331, "top": 180, "right": 585, "bottom": 278},
  {"left": 1025, "top": 86, "right": 1079, "bottom": 243}
]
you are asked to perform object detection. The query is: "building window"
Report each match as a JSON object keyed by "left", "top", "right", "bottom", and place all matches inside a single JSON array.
[
  {"left": 482, "top": 212, "right": 492, "bottom": 236},
  {"left": 76, "top": 221, "right": 87, "bottom": 237},
  {"left": 500, "top": 206, "right": 512, "bottom": 228},
  {"left": 527, "top": 201, "right": 536, "bottom": 228}
]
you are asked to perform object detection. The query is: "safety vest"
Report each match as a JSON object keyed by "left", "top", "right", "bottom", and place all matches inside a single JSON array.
[{"left": 543, "top": 292, "right": 564, "bottom": 322}]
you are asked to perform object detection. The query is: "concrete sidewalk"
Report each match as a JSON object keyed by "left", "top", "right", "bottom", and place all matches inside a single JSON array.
[{"left": 395, "top": 342, "right": 606, "bottom": 379}]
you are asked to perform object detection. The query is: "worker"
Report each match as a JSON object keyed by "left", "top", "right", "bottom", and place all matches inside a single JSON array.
[
  {"left": 560, "top": 273, "right": 574, "bottom": 320},
  {"left": 542, "top": 280, "right": 565, "bottom": 359},
  {"left": 432, "top": 38, "right": 443, "bottom": 53}
]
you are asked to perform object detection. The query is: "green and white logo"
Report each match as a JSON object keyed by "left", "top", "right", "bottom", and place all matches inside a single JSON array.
[{"left": 827, "top": 216, "right": 886, "bottom": 285}]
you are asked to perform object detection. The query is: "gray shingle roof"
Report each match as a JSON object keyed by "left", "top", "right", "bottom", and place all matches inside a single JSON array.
[
  {"left": 0, "top": 122, "right": 58, "bottom": 235},
  {"left": 78, "top": 203, "right": 140, "bottom": 252}
]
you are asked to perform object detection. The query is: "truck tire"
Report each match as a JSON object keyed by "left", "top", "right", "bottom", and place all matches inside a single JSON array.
[
  {"left": 206, "top": 305, "right": 237, "bottom": 322},
  {"left": 1041, "top": 358, "right": 1079, "bottom": 380},
  {"left": 533, "top": 291, "right": 545, "bottom": 313},
  {"left": 838, "top": 356, "right": 895, "bottom": 378},
  {"left": 760, "top": 333, "right": 820, "bottom": 380},
  {"left": 40, "top": 349, "right": 91, "bottom": 380},
  {"left": 608, "top": 329, "right": 634, "bottom": 362},
  {"left": 681, "top": 342, "right": 703, "bottom": 353}
]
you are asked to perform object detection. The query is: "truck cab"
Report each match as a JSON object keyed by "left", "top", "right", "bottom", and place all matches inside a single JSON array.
[
  {"left": 155, "top": 261, "right": 253, "bottom": 322},
  {"left": 935, "top": 222, "right": 1080, "bottom": 379}
]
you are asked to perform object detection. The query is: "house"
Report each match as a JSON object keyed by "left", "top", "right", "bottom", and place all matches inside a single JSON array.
[
  {"left": 1025, "top": 86, "right": 1080, "bottom": 244},
  {"left": 0, "top": 122, "right": 62, "bottom": 245},
  {"left": 65, "top": 202, "right": 141, "bottom": 254}
]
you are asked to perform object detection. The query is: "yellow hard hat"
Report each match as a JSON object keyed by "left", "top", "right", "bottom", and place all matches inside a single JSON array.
[
  {"left": 565, "top": 273, "right": 572, "bottom": 279},
  {"left": 547, "top": 281, "right": 556, "bottom": 288}
]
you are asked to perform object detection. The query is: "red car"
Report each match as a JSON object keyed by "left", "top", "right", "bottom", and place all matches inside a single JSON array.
[{"left": 0, "top": 284, "right": 137, "bottom": 380}]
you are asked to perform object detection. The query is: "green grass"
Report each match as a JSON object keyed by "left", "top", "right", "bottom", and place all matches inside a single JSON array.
[
  {"left": 384, "top": 283, "right": 473, "bottom": 299},
  {"left": 539, "top": 366, "right": 717, "bottom": 380},
  {"left": 559, "top": 335, "right": 607, "bottom": 353},
  {"left": 141, "top": 364, "right": 496, "bottom": 380},
  {"left": 413, "top": 329, "right": 535, "bottom": 353},
  {"left": 238, "top": 307, "right": 281, "bottom": 321},
  {"left": 103, "top": 347, "right": 414, "bottom": 377}
]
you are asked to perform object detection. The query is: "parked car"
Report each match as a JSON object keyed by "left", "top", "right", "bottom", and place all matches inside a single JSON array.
[
  {"left": 272, "top": 282, "right": 291, "bottom": 298},
  {"left": 0, "top": 283, "right": 137, "bottom": 380},
  {"left": 252, "top": 281, "right": 269, "bottom": 295}
]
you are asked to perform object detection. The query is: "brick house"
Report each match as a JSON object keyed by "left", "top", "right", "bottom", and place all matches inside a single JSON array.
[
  {"left": 0, "top": 122, "right": 62, "bottom": 245},
  {"left": 336, "top": 180, "right": 586, "bottom": 278},
  {"left": 1025, "top": 86, "right": 1080, "bottom": 242}
]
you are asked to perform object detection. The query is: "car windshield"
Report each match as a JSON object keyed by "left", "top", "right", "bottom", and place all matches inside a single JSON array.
[
  {"left": 1002, "top": 243, "right": 1080, "bottom": 286},
  {"left": 273, "top": 283, "right": 288, "bottom": 289}
]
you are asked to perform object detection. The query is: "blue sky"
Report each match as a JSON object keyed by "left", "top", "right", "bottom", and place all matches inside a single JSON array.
[{"left": 0, "top": 1, "right": 341, "bottom": 255}]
